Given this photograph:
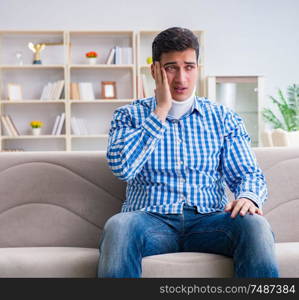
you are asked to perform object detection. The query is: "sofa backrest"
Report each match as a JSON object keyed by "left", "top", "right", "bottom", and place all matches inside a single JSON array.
[
  {"left": 0, "top": 147, "right": 298, "bottom": 247},
  {"left": 0, "top": 152, "right": 125, "bottom": 248},
  {"left": 251, "top": 147, "right": 299, "bottom": 243}
]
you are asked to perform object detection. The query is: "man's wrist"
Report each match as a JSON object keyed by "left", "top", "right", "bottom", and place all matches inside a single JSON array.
[
  {"left": 154, "top": 106, "right": 169, "bottom": 123},
  {"left": 237, "top": 192, "right": 261, "bottom": 208}
]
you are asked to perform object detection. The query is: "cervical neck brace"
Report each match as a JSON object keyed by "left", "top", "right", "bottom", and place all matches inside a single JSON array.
[{"left": 168, "top": 88, "right": 196, "bottom": 119}]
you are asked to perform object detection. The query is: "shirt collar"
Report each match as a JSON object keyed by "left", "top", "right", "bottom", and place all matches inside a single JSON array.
[{"left": 192, "top": 96, "right": 204, "bottom": 116}]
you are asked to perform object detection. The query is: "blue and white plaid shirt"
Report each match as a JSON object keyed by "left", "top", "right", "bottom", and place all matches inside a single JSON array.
[{"left": 107, "top": 96, "right": 267, "bottom": 214}]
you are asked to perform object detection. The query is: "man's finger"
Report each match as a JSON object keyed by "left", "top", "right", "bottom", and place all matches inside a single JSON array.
[
  {"left": 155, "top": 61, "right": 162, "bottom": 85},
  {"left": 257, "top": 208, "right": 263, "bottom": 216},
  {"left": 230, "top": 199, "right": 245, "bottom": 218},
  {"left": 152, "top": 62, "right": 157, "bottom": 82},
  {"left": 240, "top": 202, "right": 251, "bottom": 216},
  {"left": 161, "top": 66, "right": 168, "bottom": 85},
  {"left": 249, "top": 206, "right": 255, "bottom": 214},
  {"left": 224, "top": 201, "right": 233, "bottom": 211}
]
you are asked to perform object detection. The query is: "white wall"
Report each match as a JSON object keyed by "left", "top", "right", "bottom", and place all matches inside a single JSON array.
[{"left": 1, "top": 0, "right": 298, "bottom": 108}]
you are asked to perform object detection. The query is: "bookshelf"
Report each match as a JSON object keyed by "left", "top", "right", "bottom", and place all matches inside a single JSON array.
[
  {"left": 0, "top": 29, "right": 205, "bottom": 152},
  {"left": 206, "top": 76, "right": 265, "bottom": 147}
]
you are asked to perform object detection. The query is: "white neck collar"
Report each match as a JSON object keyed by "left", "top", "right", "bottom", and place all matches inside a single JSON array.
[{"left": 168, "top": 88, "right": 196, "bottom": 119}]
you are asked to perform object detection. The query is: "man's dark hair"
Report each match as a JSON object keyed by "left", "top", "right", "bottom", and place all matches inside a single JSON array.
[{"left": 152, "top": 27, "right": 199, "bottom": 63}]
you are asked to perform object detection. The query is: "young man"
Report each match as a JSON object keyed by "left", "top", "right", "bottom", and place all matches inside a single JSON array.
[{"left": 98, "top": 27, "right": 279, "bottom": 278}]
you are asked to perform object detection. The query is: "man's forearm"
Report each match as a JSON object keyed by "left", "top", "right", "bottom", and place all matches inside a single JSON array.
[{"left": 107, "top": 109, "right": 167, "bottom": 181}]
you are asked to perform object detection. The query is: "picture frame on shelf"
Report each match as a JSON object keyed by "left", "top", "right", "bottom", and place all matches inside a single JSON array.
[
  {"left": 101, "top": 81, "right": 117, "bottom": 99},
  {"left": 7, "top": 83, "right": 23, "bottom": 101}
]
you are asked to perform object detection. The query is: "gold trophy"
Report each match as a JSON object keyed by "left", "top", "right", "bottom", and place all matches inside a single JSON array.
[
  {"left": 28, "top": 42, "right": 46, "bottom": 64},
  {"left": 28, "top": 41, "right": 63, "bottom": 64}
]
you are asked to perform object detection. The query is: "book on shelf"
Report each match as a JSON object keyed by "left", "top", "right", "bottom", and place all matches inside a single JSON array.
[
  {"left": 0, "top": 114, "right": 20, "bottom": 136},
  {"left": 71, "top": 116, "right": 88, "bottom": 135},
  {"left": 51, "top": 115, "right": 61, "bottom": 135},
  {"left": 105, "top": 46, "right": 132, "bottom": 64},
  {"left": 105, "top": 47, "right": 116, "bottom": 64},
  {"left": 71, "top": 117, "right": 80, "bottom": 135},
  {"left": 78, "top": 82, "right": 95, "bottom": 100},
  {"left": 115, "top": 46, "right": 120, "bottom": 64},
  {"left": 78, "top": 118, "right": 88, "bottom": 135},
  {"left": 70, "top": 82, "right": 80, "bottom": 100},
  {"left": 51, "top": 113, "right": 65, "bottom": 135},
  {"left": 121, "top": 47, "right": 133, "bottom": 64},
  {"left": 6, "top": 115, "right": 20, "bottom": 136},
  {"left": 1, "top": 115, "right": 12, "bottom": 136},
  {"left": 40, "top": 80, "right": 64, "bottom": 100},
  {"left": 55, "top": 112, "right": 65, "bottom": 135}
]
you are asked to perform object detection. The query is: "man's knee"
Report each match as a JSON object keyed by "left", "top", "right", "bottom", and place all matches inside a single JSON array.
[
  {"left": 233, "top": 213, "right": 275, "bottom": 241},
  {"left": 103, "top": 211, "right": 143, "bottom": 236}
]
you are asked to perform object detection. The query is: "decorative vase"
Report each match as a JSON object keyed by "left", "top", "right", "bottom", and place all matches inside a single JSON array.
[
  {"left": 87, "top": 57, "right": 97, "bottom": 65},
  {"left": 271, "top": 129, "right": 299, "bottom": 147},
  {"left": 32, "top": 127, "right": 41, "bottom": 136}
]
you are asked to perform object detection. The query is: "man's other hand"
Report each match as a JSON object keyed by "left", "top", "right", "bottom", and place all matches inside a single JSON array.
[{"left": 224, "top": 198, "right": 263, "bottom": 218}]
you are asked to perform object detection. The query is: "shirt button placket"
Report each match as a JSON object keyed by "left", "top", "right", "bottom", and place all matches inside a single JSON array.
[{"left": 174, "top": 119, "right": 185, "bottom": 205}]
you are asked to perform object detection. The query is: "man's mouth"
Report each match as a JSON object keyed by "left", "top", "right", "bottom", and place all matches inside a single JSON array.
[{"left": 174, "top": 87, "right": 187, "bottom": 94}]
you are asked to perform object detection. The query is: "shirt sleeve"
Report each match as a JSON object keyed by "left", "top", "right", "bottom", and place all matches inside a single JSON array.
[
  {"left": 220, "top": 110, "right": 268, "bottom": 208},
  {"left": 106, "top": 106, "right": 167, "bottom": 181}
]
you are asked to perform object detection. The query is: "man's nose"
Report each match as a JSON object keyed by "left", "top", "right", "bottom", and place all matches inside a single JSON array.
[{"left": 175, "top": 68, "right": 187, "bottom": 82}]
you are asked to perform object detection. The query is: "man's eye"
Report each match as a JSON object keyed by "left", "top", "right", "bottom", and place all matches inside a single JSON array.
[
  {"left": 165, "top": 66, "right": 175, "bottom": 71},
  {"left": 186, "top": 65, "right": 195, "bottom": 70}
]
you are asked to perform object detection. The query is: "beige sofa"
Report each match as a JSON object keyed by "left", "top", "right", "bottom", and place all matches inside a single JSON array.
[{"left": 0, "top": 148, "right": 298, "bottom": 277}]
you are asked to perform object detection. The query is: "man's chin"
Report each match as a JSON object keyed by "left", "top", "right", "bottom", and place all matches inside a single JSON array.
[{"left": 172, "top": 92, "right": 192, "bottom": 102}]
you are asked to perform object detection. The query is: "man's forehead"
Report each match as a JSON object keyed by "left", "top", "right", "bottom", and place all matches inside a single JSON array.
[{"left": 160, "top": 49, "right": 197, "bottom": 64}]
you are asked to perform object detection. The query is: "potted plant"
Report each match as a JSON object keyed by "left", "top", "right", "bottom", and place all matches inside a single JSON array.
[
  {"left": 262, "top": 84, "right": 299, "bottom": 146},
  {"left": 85, "top": 51, "right": 98, "bottom": 65},
  {"left": 30, "top": 120, "right": 43, "bottom": 136}
]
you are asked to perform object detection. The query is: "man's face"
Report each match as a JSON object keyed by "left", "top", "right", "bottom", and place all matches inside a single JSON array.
[{"left": 151, "top": 48, "right": 199, "bottom": 101}]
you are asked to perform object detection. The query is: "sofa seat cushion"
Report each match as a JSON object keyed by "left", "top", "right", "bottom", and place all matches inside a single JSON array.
[
  {"left": 142, "top": 252, "right": 234, "bottom": 278},
  {"left": 0, "top": 243, "right": 298, "bottom": 278},
  {"left": 142, "top": 242, "right": 299, "bottom": 278},
  {"left": 275, "top": 242, "right": 299, "bottom": 277},
  {"left": 0, "top": 247, "right": 99, "bottom": 278}
]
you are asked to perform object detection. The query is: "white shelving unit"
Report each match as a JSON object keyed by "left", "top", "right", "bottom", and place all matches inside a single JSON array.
[
  {"left": 0, "top": 30, "right": 136, "bottom": 151},
  {"left": 206, "top": 76, "right": 265, "bottom": 147},
  {"left": 0, "top": 29, "right": 205, "bottom": 151},
  {"left": 67, "top": 31, "right": 135, "bottom": 151},
  {"left": 136, "top": 30, "right": 205, "bottom": 99}
]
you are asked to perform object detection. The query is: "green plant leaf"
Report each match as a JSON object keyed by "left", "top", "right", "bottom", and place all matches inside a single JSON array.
[
  {"left": 262, "top": 109, "right": 284, "bottom": 129},
  {"left": 263, "top": 84, "right": 299, "bottom": 132}
]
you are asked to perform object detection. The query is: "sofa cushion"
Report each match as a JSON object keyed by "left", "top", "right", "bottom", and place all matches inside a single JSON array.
[
  {"left": 0, "top": 152, "right": 124, "bottom": 248},
  {"left": 275, "top": 242, "right": 299, "bottom": 277},
  {"left": 0, "top": 243, "right": 298, "bottom": 278},
  {"left": 0, "top": 247, "right": 99, "bottom": 278},
  {"left": 142, "top": 252, "right": 234, "bottom": 278},
  {"left": 141, "top": 242, "right": 299, "bottom": 278}
]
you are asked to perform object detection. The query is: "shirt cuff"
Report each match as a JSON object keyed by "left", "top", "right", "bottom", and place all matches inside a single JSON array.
[
  {"left": 142, "top": 111, "right": 167, "bottom": 139},
  {"left": 236, "top": 192, "right": 261, "bottom": 208}
]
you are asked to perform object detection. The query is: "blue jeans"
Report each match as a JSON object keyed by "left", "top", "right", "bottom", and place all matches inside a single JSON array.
[{"left": 97, "top": 205, "right": 279, "bottom": 278}]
